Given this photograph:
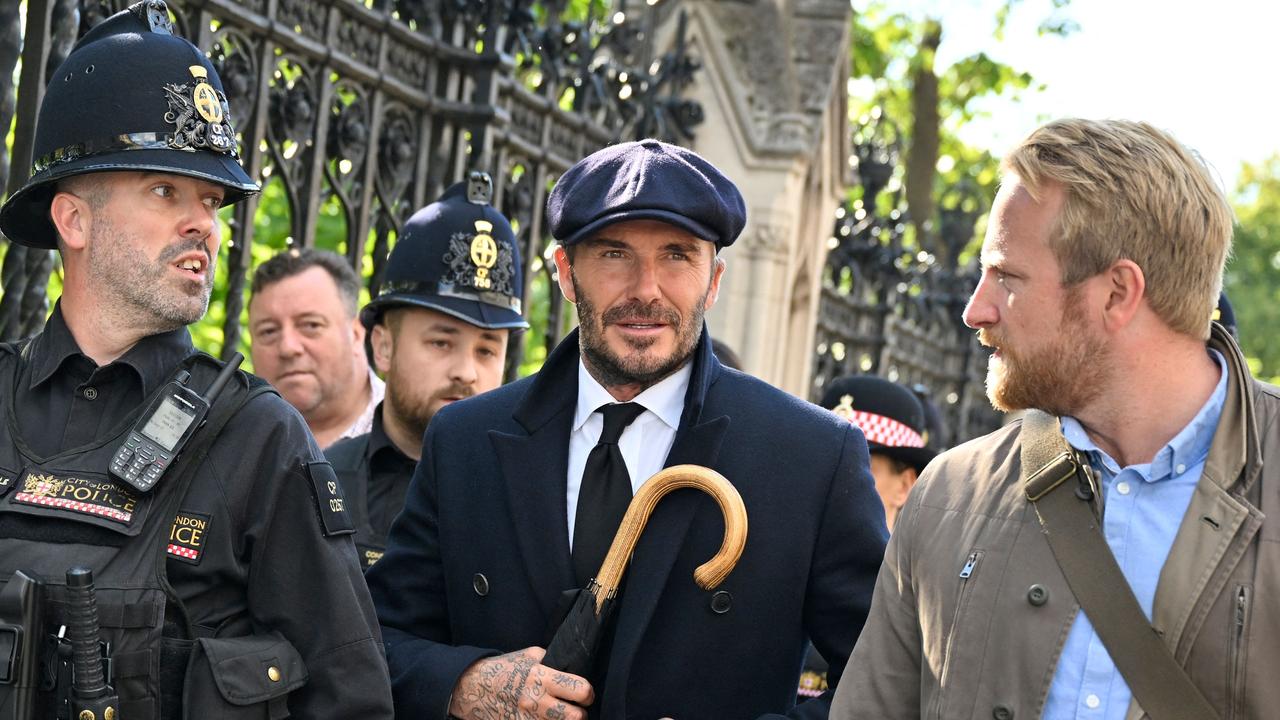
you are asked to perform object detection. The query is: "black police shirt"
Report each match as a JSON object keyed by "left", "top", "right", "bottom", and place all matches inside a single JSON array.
[
  {"left": 363, "top": 406, "right": 417, "bottom": 545},
  {"left": 21, "top": 305, "right": 190, "bottom": 457},
  {"left": 8, "top": 303, "right": 392, "bottom": 717}
]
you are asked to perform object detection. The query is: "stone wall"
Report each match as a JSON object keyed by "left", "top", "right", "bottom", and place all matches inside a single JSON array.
[{"left": 659, "top": 0, "right": 852, "bottom": 395}]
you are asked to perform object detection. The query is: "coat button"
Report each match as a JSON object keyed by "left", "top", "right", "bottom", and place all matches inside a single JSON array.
[
  {"left": 992, "top": 704, "right": 1014, "bottom": 720},
  {"left": 1027, "top": 584, "right": 1049, "bottom": 606},
  {"left": 472, "top": 573, "right": 489, "bottom": 597},
  {"left": 710, "top": 590, "right": 732, "bottom": 614},
  {"left": 267, "top": 666, "right": 281, "bottom": 682}
]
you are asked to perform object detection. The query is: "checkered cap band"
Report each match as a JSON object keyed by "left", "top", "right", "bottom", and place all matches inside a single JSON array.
[{"left": 846, "top": 410, "right": 925, "bottom": 449}]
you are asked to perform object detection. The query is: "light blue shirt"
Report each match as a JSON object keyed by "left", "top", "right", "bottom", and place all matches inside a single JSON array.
[{"left": 1042, "top": 350, "right": 1227, "bottom": 719}]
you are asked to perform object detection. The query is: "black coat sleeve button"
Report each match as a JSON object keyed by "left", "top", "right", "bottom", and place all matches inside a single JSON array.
[
  {"left": 710, "top": 590, "right": 732, "bottom": 614},
  {"left": 473, "top": 573, "right": 490, "bottom": 597},
  {"left": 1027, "top": 584, "right": 1049, "bottom": 607}
]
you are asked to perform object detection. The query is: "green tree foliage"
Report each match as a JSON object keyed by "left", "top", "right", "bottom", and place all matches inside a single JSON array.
[
  {"left": 848, "top": 1, "right": 1061, "bottom": 265},
  {"left": 1226, "top": 154, "right": 1280, "bottom": 381}
]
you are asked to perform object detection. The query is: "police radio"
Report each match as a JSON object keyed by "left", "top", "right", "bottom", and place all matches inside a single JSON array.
[{"left": 109, "top": 353, "right": 243, "bottom": 493}]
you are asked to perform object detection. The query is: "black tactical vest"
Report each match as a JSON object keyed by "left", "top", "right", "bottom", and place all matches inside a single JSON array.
[{"left": 0, "top": 343, "right": 264, "bottom": 719}]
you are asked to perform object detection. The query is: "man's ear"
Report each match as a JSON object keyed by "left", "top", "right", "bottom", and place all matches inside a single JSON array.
[
  {"left": 49, "top": 191, "right": 92, "bottom": 251},
  {"left": 371, "top": 322, "right": 394, "bottom": 374},
  {"left": 553, "top": 245, "right": 577, "bottom": 304},
  {"left": 704, "top": 255, "right": 727, "bottom": 310},
  {"left": 886, "top": 466, "right": 919, "bottom": 512},
  {"left": 1100, "top": 259, "right": 1146, "bottom": 332}
]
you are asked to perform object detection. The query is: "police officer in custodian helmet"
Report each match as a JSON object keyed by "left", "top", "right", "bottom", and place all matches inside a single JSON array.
[
  {"left": 0, "top": 2, "right": 392, "bottom": 717},
  {"left": 327, "top": 173, "right": 528, "bottom": 570}
]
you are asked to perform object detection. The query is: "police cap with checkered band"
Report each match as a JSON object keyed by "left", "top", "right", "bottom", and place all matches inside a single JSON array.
[
  {"left": 820, "top": 374, "right": 937, "bottom": 474},
  {"left": 0, "top": 0, "right": 258, "bottom": 249},
  {"left": 361, "top": 172, "right": 528, "bottom": 331}
]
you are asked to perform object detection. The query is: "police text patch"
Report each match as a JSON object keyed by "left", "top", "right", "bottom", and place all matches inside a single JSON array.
[
  {"left": 167, "top": 511, "right": 210, "bottom": 565},
  {"left": 13, "top": 470, "right": 137, "bottom": 525},
  {"left": 305, "top": 461, "right": 355, "bottom": 537},
  {"left": 358, "top": 545, "right": 384, "bottom": 569}
]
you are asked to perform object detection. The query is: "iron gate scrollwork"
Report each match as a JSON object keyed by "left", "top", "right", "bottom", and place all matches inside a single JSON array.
[
  {"left": 813, "top": 111, "right": 1002, "bottom": 449},
  {"left": 0, "top": 0, "right": 703, "bottom": 378}
]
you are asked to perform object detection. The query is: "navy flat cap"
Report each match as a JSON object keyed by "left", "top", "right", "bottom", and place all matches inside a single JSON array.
[{"left": 547, "top": 139, "right": 747, "bottom": 249}]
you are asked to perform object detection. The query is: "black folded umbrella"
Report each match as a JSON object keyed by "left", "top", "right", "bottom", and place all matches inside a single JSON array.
[{"left": 541, "top": 464, "right": 748, "bottom": 677}]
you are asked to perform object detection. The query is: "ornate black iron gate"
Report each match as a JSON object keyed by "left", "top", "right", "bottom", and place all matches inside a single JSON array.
[
  {"left": 0, "top": 0, "right": 702, "bottom": 375},
  {"left": 811, "top": 113, "right": 1002, "bottom": 448}
]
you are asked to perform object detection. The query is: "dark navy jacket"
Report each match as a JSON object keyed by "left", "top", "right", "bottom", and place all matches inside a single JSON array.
[{"left": 365, "top": 327, "right": 888, "bottom": 719}]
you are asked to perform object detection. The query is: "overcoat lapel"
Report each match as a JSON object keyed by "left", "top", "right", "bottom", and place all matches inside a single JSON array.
[
  {"left": 491, "top": 330, "right": 582, "bottom": 621},
  {"left": 603, "top": 327, "right": 730, "bottom": 712}
]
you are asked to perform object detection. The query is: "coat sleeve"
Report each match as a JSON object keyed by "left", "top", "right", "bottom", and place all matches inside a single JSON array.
[
  {"left": 364, "top": 418, "right": 500, "bottom": 719},
  {"left": 764, "top": 423, "right": 889, "bottom": 720},
  {"left": 232, "top": 395, "right": 395, "bottom": 719},
  {"left": 829, "top": 459, "right": 926, "bottom": 719}
]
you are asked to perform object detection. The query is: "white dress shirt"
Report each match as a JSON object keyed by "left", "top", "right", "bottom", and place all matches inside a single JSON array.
[
  {"left": 335, "top": 368, "right": 385, "bottom": 445},
  {"left": 565, "top": 359, "right": 691, "bottom": 546}
]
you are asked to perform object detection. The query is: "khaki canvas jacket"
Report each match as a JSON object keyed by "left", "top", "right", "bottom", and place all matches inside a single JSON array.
[{"left": 833, "top": 325, "right": 1277, "bottom": 720}]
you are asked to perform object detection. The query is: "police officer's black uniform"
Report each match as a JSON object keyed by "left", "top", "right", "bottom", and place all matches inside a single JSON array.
[
  {"left": 326, "top": 177, "right": 527, "bottom": 569},
  {"left": 325, "top": 409, "right": 416, "bottom": 569},
  {"left": 0, "top": 3, "right": 392, "bottom": 718}
]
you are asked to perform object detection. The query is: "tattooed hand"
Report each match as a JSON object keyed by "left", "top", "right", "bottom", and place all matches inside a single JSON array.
[{"left": 449, "top": 647, "right": 594, "bottom": 720}]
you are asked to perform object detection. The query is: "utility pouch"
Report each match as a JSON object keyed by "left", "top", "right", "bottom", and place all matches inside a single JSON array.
[
  {"left": 0, "top": 571, "right": 43, "bottom": 720},
  {"left": 182, "top": 632, "right": 307, "bottom": 720}
]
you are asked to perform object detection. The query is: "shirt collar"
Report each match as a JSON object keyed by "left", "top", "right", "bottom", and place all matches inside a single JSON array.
[
  {"left": 366, "top": 402, "right": 396, "bottom": 457},
  {"left": 27, "top": 302, "right": 195, "bottom": 396},
  {"left": 1061, "top": 348, "right": 1229, "bottom": 482},
  {"left": 363, "top": 402, "right": 417, "bottom": 471},
  {"left": 574, "top": 358, "right": 692, "bottom": 433}
]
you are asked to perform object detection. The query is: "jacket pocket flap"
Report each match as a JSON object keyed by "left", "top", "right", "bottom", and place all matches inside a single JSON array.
[{"left": 197, "top": 632, "right": 308, "bottom": 705}]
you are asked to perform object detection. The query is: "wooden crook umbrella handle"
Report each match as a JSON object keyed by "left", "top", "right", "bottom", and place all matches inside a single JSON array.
[{"left": 591, "top": 464, "right": 748, "bottom": 613}]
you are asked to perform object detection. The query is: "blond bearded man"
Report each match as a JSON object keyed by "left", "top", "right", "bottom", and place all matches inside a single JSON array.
[{"left": 833, "top": 119, "right": 1278, "bottom": 719}]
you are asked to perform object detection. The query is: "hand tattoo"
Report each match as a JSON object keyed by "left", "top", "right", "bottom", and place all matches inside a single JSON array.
[
  {"left": 552, "top": 673, "right": 584, "bottom": 690},
  {"left": 452, "top": 649, "right": 586, "bottom": 720}
]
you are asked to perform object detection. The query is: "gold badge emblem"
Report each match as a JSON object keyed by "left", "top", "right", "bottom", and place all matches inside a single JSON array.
[
  {"left": 189, "top": 66, "right": 224, "bottom": 124},
  {"left": 469, "top": 220, "right": 499, "bottom": 290},
  {"left": 832, "top": 394, "right": 856, "bottom": 423},
  {"left": 23, "top": 473, "right": 62, "bottom": 497}
]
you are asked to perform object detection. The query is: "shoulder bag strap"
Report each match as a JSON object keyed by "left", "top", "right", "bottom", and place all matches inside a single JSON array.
[{"left": 1020, "top": 409, "right": 1219, "bottom": 720}]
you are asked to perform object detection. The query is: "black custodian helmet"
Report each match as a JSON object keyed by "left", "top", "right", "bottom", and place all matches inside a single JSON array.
[
  {"left": 361, "top": 172, "right": 529, "bottom": 331},
  {"left": 0, "top": 0, "right": 258, "bottom": 249}
]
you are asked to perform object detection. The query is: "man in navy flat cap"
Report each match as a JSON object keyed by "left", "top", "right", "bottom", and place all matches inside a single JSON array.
[{"left": 367, "top": 140, "right": 887, "bottom": 719}]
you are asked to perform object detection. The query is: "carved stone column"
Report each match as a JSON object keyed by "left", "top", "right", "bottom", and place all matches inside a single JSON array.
[{"left": 655, "top": 0, "right": 851, "bottom": 395}]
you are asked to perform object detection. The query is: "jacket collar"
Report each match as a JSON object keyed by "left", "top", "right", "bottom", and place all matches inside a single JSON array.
[
  {"left": 493, "top": 324, "right": 727, "bottom": 635},
  {"left": 511, "top": 324, "right": 721, "bottom": 435},
  {"left": 1144, "top": 322, "right": 1266, "bottom": 678},
  {"left": 1203, "top": 321, "right": 1260, "bottom": 493}
]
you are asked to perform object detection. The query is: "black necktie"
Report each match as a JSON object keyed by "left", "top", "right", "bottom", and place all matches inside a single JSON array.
[{"left": 572, "top": 402, "right": 647, "bottom": 587}]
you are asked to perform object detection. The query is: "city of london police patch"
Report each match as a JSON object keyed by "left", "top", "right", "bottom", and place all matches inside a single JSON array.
[
  {"left": 162, "top": 65, "right": 236, "bottom": 155},
  {"left": 167, "top": 511, "right": 210, "bottom": 565},
  {"left": 13, "top": 471, "right": 137, "bottom": 525}
]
